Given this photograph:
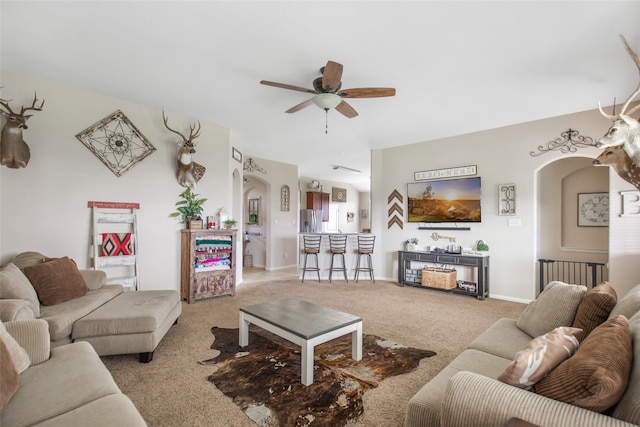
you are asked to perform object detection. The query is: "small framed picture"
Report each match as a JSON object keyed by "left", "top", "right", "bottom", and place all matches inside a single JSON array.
[
  {"left": 577, "top": 192, "right": 609, "bottom": 227},
  {"left": 232, "top": 147, "right": 242, "bottom": 163}
]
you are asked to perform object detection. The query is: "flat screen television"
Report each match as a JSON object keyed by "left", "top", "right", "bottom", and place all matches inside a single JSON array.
[{"left": 407, "top": 177, "right": 481, "bottom": 223}]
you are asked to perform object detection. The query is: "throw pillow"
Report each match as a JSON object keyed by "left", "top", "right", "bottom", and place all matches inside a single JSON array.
[
  {"left": 0, "top": 321, "right": 30, "bottom": 373},
  {"left": 609, "top": 283, "right": 640, "bottom": 320},
  {"left": 534, "top": 315, "right": 633, "bottom": 413},
  {"left": 0, "top": 335, "right": 21, "bottom": 411},
  {"left": 572, "top": 281, "right": 617, "bottom": 342},
  {"left": 23, "top": 257, "right": 88, "bottom": 306},
  {"left": 0, "top": 263, "right": 40, "bottom": 318},
  {"left": 497, "top": 326, "right": 581, "bottom": 389},
  {"left": 516, "top": 281, "right": 587, "bottom": 338}
]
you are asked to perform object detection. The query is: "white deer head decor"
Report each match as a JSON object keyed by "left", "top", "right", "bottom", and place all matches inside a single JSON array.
[
  {"left": 0, "top": 92, "right": 44, "bottom": 169},
  {"left": 162, "top": 111, "right": 206, "bottom": 189},
  {"left": 593, "top": 144, "right": 640, "bottom": 191},
  {"left": 597, "top": 35, "right": 640, "bottom": 167}
]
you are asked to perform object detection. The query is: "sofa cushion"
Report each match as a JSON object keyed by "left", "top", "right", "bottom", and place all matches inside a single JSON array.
[
  {"left": 467, "top": 318, "right": 535, "bottom": 360},
  {"left": 534, "top": 315, "right": 632, "bottom": 413},
  {"left": 11, "top": 251, "right": 48, "bottom": 270},
  {"left": 0, "top": 263, "right": 40, "bottom": 318},
  {"left": 497, "top": 326, "right": 581, "bottom": 389},
  {"left": 0, "top": 321, "right": 30, "bottom": 373},
  {"left": 612, "top": 311, "right": 640, "bottom": 424},
  {"left": 516, "top": 281, "right": 586, "bottom": 338},
  {"left": 610, "top": 283, "right": 640, "bottom": 320},
  {"left": 23, "top": 257, "right": 88, "bottom": 306},
  {"left": 572, "top": 281, "right": 617, "bottom": 342},
  {"left": 0, "top": 335, "right": 21, "bottom": 411}
]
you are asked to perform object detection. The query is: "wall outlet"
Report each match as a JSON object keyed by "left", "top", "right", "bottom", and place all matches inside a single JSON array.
[{"left": 508, "top": 218, "right": 521, "bottom": 227}]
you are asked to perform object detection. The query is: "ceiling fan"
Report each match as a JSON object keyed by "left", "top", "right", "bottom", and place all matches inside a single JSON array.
[{"left": 260, "top": 60, "right": 396, "bottom": 119}]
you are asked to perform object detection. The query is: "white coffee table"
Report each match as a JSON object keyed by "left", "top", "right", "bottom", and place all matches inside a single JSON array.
[{"left": 239, "top": 298, "right": 363, "bottom": 386}]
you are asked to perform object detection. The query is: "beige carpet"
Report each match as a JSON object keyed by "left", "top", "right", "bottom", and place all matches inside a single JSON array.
[{"left": 101, "top": 275, "right": 526, "bottom": 427}]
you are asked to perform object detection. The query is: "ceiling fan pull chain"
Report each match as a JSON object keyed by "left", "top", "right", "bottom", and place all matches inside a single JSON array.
[{"left": 325, "top": 108, "right": 329, "bottom": 134}]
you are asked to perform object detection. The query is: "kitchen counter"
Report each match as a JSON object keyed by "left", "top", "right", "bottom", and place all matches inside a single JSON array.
[{"left": 298, "top": 233, "right": 373, "bottom": 281}]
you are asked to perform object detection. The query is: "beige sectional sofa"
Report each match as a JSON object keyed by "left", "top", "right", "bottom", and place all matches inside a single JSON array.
[
  {"left": 1, "top": 318, "right": 147, "bottom": 426},
  {"left": 0, "top": 252, "right": 181, "bottom": 362},
  {"left": 405, "top": 282, "right": 640, "bottom": 427}
]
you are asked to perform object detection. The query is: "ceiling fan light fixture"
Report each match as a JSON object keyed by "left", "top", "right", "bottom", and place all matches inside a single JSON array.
[
  {"left": 332, "top": 165, "right": 362, "bottom": 175},
  {"left": 313, "top": 93, "right": 342, "bottom": 110}
]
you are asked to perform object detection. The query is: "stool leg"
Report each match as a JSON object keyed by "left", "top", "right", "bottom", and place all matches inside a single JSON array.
[
  {"left": 302, "top": 253, "right": 309, "bottom": 283},
  {"left": 354, "top": 253, "right": 361, "bottom": 282},
  {"left": 329, "top": 253, "right": 335, "bottom": 283},
  {"left": 313, "top": 253, "right": 320, "bottom": 282},
  {"left": 367, "top": 254, "right": 375, "bottom": 283},
  {"left": 341, "top": 253, "right": 348, "bottom": 282}
]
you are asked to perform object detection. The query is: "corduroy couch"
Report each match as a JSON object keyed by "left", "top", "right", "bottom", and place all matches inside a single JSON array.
[
  {"left": 405, "top": 282, "right": 640, "bottom": 427},
  {"left": 1, "top": 318, "right": 147, "bottom": 426}
]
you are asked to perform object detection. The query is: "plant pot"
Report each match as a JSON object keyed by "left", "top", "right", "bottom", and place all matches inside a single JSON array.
[
  {"left": 406, "top": 243, "right": 416, "bottom": 251},
  {"left": 187, "top": 219, "right": 203, "bottom": 230}
]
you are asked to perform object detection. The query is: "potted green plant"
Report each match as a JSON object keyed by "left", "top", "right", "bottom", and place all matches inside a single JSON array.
[
  {"left": 223, "top": 219, "right": 238, "bottom": 229},
  {"left": 170, "top": 188, "right": 207, "bottom": 229}
]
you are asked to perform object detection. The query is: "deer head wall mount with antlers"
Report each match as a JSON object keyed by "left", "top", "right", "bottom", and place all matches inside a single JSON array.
[
  {"left": 162, "top": 111, "right": 206, "bottom": 189},
  {"left": 596, "top": 35, "right": 640, "bottom": 167},
  {"left": 0, "top": 92, "right": 45, "bottom": 169}
]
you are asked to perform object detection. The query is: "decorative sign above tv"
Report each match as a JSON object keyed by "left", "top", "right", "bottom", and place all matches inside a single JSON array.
[
  {"left": 407, "top": 177, "right": 481, "bottom": 223},
  {"left": 414, "top": 165, "right": 477, "bottom": 181}
]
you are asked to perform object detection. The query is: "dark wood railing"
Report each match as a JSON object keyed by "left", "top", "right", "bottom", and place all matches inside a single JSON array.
[{"left": 537, "top": 259, "right": 608, "bottom": 294}]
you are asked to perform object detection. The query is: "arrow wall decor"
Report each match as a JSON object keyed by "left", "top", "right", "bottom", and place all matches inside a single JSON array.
[{"left": 387, "top": 189, "right": 404, "bottom": 229}]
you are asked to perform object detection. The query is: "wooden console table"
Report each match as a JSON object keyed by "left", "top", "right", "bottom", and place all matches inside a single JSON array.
[{"left": 397, "top": 250, "right": 489, "bottom": 299}]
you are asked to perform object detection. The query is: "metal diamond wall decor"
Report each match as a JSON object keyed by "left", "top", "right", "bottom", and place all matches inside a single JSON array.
[{"left": 76, "top": 110, "right": 156, "bottom": 177}]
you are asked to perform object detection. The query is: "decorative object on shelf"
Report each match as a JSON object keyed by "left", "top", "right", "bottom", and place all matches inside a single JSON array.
[
  {"left": 387, "top": 189, "right": 404, "bottom": 229},
  {"left": 232, "top": 147, "right": 242, "bottom": 163},
  {"left": 529, "top": 129, "right": 595, "bottom": 157},
  {"left": 476, "top": 240, "right": 489, "bottom": 252},
  {"left": 170, "top": 188, "right": 207, "bottom": 226},
  {"left": 499, "top": 183, "right": 517, "bottom": 215},
  {"left": 594, "top": 145, "right": 640, "bottom": 191},
  {"left": 405, "top": 237, "right": 418, "bottom": 251},
  {"left": 243, "top": 157, "right": 267, "bottom": 174},
  {"left": 280, "top": 185, "right": 290, "bottom": 211},
  {"left": 414, "top": 165, "right": 477, "bottom": 181},
  {"left": 161, "top": 111, "right": 205, "bottom": 189},
  {"left": 76, "top": 110, "right": 156, "bottom": 177},
  {"left": 621, "top": 190, "right": 640, "bottom": 217},
  {"left": 332, "top": 187, "right": 347, "bottom": 202},
  {"left": 346, "top": 212, "right": 355, "bottom": 223},
  {"left": 0, "top": 92, "right": 44, "bottom": 169},
  {"left": 216, "top": 207, "right": 229, "bottom": 230},
  {"left": 223, "top": 219, "right": 237, "bottom": 229},
  {"left": 577, "top": 193, "right": 609, "bottom": 227}
]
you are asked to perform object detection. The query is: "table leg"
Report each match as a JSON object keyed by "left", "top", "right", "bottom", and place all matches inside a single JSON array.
[
  {"left": 352, "top": 321, "right": 363, "bottom": 361},
  {"left": 301, "top": 340, "right": 314, "bottom": 386},
  {"left": 239, "top": 312, "right": 249, "bottom": 347}
]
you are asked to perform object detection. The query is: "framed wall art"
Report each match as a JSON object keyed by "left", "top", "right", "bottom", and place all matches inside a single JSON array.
[
  {"left": 577, "top": 192, "right": 609, "bottom": 227},
  {"left": 232, "top": 147, "right": 242, "bottom": 163},
  {"left": 332, "top": 187, "right": 347, "bottom": 203},
  {"left": 76, "top": 110, "right": 156, "bottom": 177}
]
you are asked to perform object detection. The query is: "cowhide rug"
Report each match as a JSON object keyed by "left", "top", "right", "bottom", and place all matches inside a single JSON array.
[{"left": 200, "top": 326, "right": 436, "bottom": 427}]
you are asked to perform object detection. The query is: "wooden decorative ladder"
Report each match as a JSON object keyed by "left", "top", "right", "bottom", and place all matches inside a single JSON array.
[{"left": 88, "top": 201, "right": 140, "bottom": 291}]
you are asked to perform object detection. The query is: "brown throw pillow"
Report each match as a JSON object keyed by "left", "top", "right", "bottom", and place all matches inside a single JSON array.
[
  {"left": 534, "top": 315, "right": 633, "bottom": 413},
  {"left": 572, "top": 282, "right": 617, "bottom": 342},
  {"left": 497, "top": 326, "right": 581, "bottom": 389},
  {"left": 0, "top": 335, "right": 21, "bottom": 411},
  {"left": 23, "top": 257, "right": 88, "bottom": 306}
]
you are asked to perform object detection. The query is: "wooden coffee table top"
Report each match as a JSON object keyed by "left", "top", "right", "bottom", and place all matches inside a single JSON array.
[{"left": 240, "top": 298, "right": 362, "bottom": 340}]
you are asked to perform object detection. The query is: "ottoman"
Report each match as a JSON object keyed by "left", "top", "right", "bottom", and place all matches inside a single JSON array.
[{"left": 72, "top": 290, "right": 182, "bottom": 362}]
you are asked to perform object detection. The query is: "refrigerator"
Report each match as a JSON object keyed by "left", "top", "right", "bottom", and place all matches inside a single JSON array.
[{"left": 300, "top": 209, "right": 323, "bottom": 233}]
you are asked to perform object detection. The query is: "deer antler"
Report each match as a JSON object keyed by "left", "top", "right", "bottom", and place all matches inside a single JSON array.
[
  {"left": 599, "top": 35, "right": 640, "bottom": 120},
  {"left": 19, "top": 93, "right": 45, "bottom": 115},
  {"left": 161, "top": 110, "right": 201, "bottom": 146}
]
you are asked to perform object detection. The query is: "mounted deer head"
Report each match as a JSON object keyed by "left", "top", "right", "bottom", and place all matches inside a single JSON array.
[
  {"left": 597, "top": 35, "right": 640, "bottom": 167},
  {"left": 593, "top": 144, "right": 640, "bottom": 191},
  {"left": 0, "top": 92, "right": 45, "bottom": 168},
  {"left": 162, "top": 111, "right": 206, "bottom": 189}
]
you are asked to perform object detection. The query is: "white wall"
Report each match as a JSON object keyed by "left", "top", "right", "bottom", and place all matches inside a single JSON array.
[
  {"left": 0, "top": 73, "right": 235, "bottom": 291},
  {"left": 373, "top": 107, "right": 640, "bottom": 301}
]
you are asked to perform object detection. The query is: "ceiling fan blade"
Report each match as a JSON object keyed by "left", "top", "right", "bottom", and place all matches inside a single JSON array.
[
  {"left": 338, "top": 88, "right": 396, "bottom": 98},
  {"left": 260, "top": 80, "right": 317, "bottom": 94},
  {"left": 322, "top": 61, "right": 343, "bottom": 92},
  {"left": 285, "top": 99, "right": 314, "bottom": 114},
  {"left": 335, "top": 100, "right": 358, "bottom": 118}
]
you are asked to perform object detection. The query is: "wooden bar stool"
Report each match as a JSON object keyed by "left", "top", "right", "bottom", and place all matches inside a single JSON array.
[
  {"left": 301, "top": 235, "right": 322, "bottom": 283},
  {"left": 354, "top": 235, "right": 375, "bottom": 283},
  {"left": 328, "top": 235, "right": 348, "bottom": 282}
]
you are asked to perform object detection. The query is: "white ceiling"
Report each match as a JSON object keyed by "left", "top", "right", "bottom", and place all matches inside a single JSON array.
[{"left": 2, "top": 1, "right": 640, "bottom": 192}]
